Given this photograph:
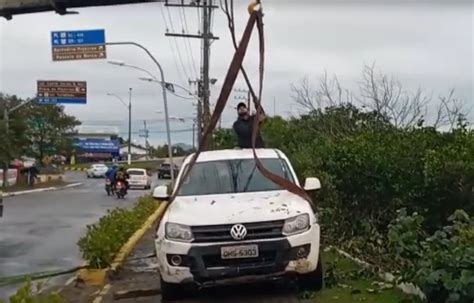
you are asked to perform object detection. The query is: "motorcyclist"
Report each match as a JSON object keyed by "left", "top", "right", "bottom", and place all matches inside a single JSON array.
[
  {"left": 105, "top": 164, "right": 118, "bottom": 192},
  {"left": 115, "top": 167, "right": 130, "bottom": 190}
]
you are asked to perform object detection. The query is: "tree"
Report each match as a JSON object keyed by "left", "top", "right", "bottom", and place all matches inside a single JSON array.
[
  {"left": 0, "top": 94, "right": 33, "bottom": 187},
  {"left": 23, "top": 103, "right": 80, "bottom": 163},
  {"left": 292, "top": 65, "right": 470, "bottom": 129}
]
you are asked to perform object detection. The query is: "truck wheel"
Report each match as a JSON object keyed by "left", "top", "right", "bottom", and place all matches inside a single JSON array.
[
  {"left": 160, "top": 279, "right": 185, "bottom": 301},
  {"left": 297, "top": 255, "right": 324, "bottom": 292}
]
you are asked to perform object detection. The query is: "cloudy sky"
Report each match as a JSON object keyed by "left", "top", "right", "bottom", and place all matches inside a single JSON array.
[{"left": 0, "top": 0, "right": 473, "bottom": 145}]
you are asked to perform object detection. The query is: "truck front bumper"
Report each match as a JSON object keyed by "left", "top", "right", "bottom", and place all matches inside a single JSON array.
[{"left": 155, "top": 223, "right": 320, "bottom": 286}]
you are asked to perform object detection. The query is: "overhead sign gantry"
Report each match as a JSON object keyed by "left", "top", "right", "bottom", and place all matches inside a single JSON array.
[{"left": 0, "top": 0, "right": 157, "bottom": 20}]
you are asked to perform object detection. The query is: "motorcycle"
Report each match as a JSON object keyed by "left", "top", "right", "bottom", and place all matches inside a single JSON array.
[
  {"left": 115, "top": 180, "right": 127, "bottom": 199},
  {"left": 105, "top": 178, "right": 114, "bottom": 196}
]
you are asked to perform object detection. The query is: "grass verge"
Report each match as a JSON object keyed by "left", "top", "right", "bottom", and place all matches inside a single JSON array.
[
  {"left": 0, "top": 279, "right": 64, "bottom": 303},
  {"left": 306, "top": 249, "right": 421, "bottom": 303},
  {"left": 77, "top": 195, "right": 160, "bottom": 269}
]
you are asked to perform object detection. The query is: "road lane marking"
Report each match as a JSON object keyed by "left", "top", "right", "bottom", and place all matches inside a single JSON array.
[{"left": 92, "top": 284, "right": 110, "bottom": 303}]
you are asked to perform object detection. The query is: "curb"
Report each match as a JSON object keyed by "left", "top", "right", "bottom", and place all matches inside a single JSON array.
[
  {"left": 78, "top": 201, "right": 169, "bottom": 287},
  {"left": 3, "top": 182, "right": 83, "bottom": 197},
  {"left": 64, "top": 167, "right": 88, "bottom": 172}
]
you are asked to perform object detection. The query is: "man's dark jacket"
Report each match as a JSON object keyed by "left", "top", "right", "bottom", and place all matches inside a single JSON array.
[{"left": 233, "top": 115, "right": 265, "bottom": 148}]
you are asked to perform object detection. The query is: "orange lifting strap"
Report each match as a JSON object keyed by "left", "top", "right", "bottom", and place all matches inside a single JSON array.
[{"left": 170, "top": 2, "right": 313, "bottom": 204}]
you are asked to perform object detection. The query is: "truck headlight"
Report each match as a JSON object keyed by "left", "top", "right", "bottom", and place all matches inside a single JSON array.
[
  {"left": 165, "top": 223, "right": 194, "bottom": 242},
  {"left": 282, "top": 214, "right": 310, "bottom": 236}
]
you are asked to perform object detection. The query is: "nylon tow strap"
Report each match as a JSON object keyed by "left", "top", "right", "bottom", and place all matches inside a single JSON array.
[{"left": 169, "top": 3, "right": 313, "bottom": 205}]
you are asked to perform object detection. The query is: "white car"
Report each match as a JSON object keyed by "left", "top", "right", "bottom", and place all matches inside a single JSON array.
[
  {"left": 127, "top": 168, "right": 152, "bottom": 189},
  {"left": 153, "top": 149, "right": 322, "bottom": 301},
  {"left": 86, "top": 164, "right": 108, "bottom": 178}
]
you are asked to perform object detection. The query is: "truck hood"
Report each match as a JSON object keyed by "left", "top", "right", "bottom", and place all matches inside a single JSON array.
[{"left": 165, "top": 190, "right": 313, "bottom": 226}]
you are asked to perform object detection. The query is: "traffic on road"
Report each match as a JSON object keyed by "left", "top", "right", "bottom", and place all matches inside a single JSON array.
[{"left": 0, "top": 170, "right": 167, "bottom": 298}]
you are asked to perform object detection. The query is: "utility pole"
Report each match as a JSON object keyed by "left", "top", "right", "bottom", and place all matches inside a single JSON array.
[
  {"left": 164, "top": 0, "right": 218, "bottom": 150},
  {"left": 192, "top": 121, "right": 195, "bottom": 150},
  {"left": 3, "top": 109, "right": 10, "bottom": 189},
  {"left": 201, "top": 0, "right": 212, "bottom": 149},
  {"left": 143, "top": 120, "right": 150, "bottom": 159},
  {"left": 128, "top": 88, "right": 132, "bottom": 165},
  {"left": 189, "top": 78, "right": 203, "bottom": 144},
  {"left": 273, "top": 96, "right": 276, "bottom": 116}
]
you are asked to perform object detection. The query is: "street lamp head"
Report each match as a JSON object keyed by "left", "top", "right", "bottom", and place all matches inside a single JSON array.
[
  {"left": 108, "top": 59, "right": 126, "bottom": 66},
  {"left": 138, "top": 77, "right": 156, "bottom": 82}
]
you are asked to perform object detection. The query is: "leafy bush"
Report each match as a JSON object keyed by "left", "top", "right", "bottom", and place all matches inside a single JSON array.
[
  {"left": 259, "top": 109, "right": 474, "bottom": 262},
  {"left": 215, "top": 103, "right": 473, "bottom": 300},
  {"left": 0, "top": 279, "right": 64, "bottom": 303},
  {"left": 388, "top": 209, "right": 474, "bottom": 303},
  {"left": 77, "top": 195, "right": 159, "bottom": 268}
]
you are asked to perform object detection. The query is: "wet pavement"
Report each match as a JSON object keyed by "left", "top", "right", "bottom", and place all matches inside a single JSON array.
[{"left": 0, "top": 171, "right": 167, "bottom": 299}]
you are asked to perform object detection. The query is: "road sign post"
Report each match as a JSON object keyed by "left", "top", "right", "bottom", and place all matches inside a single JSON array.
[
  {"left": 51, "top": 29, "right": 106, "bottom": 61},
  {"left": 37, "top": 81, "right": 87, "bottom": 104}
]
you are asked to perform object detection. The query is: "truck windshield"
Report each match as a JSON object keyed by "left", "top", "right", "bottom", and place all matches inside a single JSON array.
[{"left": 177, "top": 158, "right": 295, "bottom": 196}]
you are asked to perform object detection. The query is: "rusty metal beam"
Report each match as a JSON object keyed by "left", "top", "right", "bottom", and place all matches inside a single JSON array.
[{"left": 0, "top": 0, "right": 158, "bottom": 20}]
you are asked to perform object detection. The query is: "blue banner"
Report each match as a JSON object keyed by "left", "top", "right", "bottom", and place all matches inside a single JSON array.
[
  {"left": 74, "top": 139, "right": 119, "bottom": 154},
  {"left": 38, "top": 97, "right": 87, "bottom": 105}
]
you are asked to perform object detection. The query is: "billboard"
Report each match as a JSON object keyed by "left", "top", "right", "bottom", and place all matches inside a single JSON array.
[{"left": 74, "top": 138, "right": 119, "bottom": 154}]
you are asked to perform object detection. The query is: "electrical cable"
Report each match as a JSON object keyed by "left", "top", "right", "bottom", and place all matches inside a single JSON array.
[
  {"left": 0, "top": 254, "right": 157, "bottom": 288},
  {"left": 181, "top": 6, "right": 199, "bottom": 78},
  {"left": 160, "top": 4, "right": 187, "bottom": 84},
  {"left": 166, "top": 5, "right": 192, "bottom": 81}
]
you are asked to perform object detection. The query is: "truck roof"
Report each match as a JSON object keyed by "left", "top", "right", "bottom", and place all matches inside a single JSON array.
[{"left": 186, "top": 148, "right": 287, "bottom": 163}]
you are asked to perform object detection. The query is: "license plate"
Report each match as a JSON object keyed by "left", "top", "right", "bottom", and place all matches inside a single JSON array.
[{"left": 221, "top": 245, "right": 259, "bottom": 259}]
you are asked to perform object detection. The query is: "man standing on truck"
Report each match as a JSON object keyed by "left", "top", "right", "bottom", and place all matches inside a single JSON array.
[{"left": 233, "top": 102, "right": 265, "bottom": 148}]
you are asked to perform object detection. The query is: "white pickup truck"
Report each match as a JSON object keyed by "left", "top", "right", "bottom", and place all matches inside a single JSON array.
[{"left": 153, "top": 149, "right": 323, "bottom": 301}]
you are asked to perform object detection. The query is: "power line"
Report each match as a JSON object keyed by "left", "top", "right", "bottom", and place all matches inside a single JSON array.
[
  {"left": 177, "top": 8, "right": 194, "bottom": 77},
  {"left": 180, "top": 7, "right": 199, "bottom": 78},
  {"left": 159, "top": 4, "right": 187, "bottom": 84},
  {"left": 166, "top": 5, "right": 192, "bottom": 81},
  {"left": 196, "top": 4, "right": 201, "bottom": 34},
  {"left": 118, "top": 128, "right": 194, "bottom": 134}
]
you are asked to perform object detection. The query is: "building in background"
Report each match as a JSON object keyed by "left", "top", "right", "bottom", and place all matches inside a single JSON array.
[
  {"left": 120, "top": 143, "right": 148, "bottom": 161},
  {"left": 71, "top": 126, "right": 120, "bottom": 163}
]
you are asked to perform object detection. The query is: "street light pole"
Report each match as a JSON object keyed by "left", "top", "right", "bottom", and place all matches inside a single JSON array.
[
  {"left": 106, "top": 92, "right": 132, "bottom": 165},
  {"left": 128, "top": 88, "right": 132, "bottom": 165},
  {"left": 106, "top": 42, "right": 175, "bottom": 186},
  {"left": 2, "top": 98, "right": 35, "bottom": 188},
  {"left": 3, "top": 109, "right": 9, "bottom": 188}
]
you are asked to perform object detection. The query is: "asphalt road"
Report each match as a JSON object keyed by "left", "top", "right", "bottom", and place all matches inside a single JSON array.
[{"left": 0, "top": 171, "right": 167, "bottom": 299}]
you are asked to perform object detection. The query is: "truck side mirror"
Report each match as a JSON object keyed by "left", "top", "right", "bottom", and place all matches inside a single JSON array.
[
  {"left": 153, "top": 185, "right": 169, "bottom": 200},
  {"left": 304, "top": 177, "right": 321, "bottom": 191}
]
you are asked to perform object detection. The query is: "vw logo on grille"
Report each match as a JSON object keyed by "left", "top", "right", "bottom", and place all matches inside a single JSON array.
[{"left": 230, "top": 224, "right": 247, "bottom": 240}]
